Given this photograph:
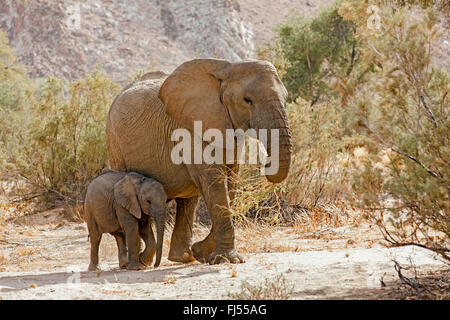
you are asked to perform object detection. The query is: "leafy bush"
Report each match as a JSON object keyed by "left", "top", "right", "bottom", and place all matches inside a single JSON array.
[
  {"left": 339, "top": 2, "right": 449, "bottom": 262},
  {"left": 0, "top": 29, "right": 122, "bottom": 202},
  {"left": 0, "top": 30, "right": 34, "bottom": 170},
  {"left": 283, "top": 98, "right": 352, "bottom": 207},
  {"left": 396, "top": 0, "right": 449, "bottom": 14},
  {"left": 259, "top": 3, "right": 360, "bottom": 104},
  {"left": 229, "top": 97, "right": 361, "bottom": 225},
  {"left": 15, "top": 72, "right": 121, "bottom": 201},
  {"left": 258, "top": 0, "right": 448, "bottom": 263}
]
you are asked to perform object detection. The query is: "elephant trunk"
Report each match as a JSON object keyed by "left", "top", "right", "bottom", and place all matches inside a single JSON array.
[
  {"left": 154, "top": 208, "right": 165, "bottom": 267},
  {"left": 263, "top": 103, "right": 292, "bottom": 183}
]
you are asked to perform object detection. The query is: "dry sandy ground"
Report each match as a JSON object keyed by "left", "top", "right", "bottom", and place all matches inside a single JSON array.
[{"left": 0, "top": 209, "right": 447, "bottom": 300}]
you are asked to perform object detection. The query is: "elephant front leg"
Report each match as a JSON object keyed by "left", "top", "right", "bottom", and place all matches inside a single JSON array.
[
  {"left": 193, "top": 170, "right": 244, "bottom": 264},
  {"left": 191, "top": 231, "right": 214, "bottom": 263},
  {"left": 112, "top": 232, "right": 128, "bottom": 269},
  {"left": 117, "top": 209, "right": 145, "bottom": 270},
  {"left": 168, "top": 197, "right": 198, "bottom": 263}
]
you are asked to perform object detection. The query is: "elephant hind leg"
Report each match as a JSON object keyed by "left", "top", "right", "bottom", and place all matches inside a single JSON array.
[
  {"left": 168, "top": 197, "right": 198, "bottom": 263},
  {"left": 88, "top": 230, "right": 102, "bottom": 271},
  {"left": 86, "top": 215, "right": 102, "bottom": 271}
]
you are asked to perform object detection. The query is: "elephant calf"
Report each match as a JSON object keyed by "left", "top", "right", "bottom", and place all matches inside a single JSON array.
[{"left": 84, "top": 170, "right": 167, "bottom": 271}]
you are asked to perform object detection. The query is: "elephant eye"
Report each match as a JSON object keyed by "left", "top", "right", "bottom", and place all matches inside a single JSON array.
[{"left": 244, "top": 97, "right": 252, "bottom": 105}]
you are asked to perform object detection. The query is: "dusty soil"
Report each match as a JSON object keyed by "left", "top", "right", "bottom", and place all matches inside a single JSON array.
[{"left": 0, "top": 208, "right": 447, "bottom": 300}]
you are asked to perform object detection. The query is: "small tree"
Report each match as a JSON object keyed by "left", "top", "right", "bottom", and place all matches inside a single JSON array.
[
  {"left": 0, "top": 29, "right": 34, "bottom": 170},
  {"left": 260, "top": 3, "right": 360, "bottom": 105},
  {"left": 340, "top": 2, "right": 449, "bottom": 262},
  {"left": 16, "top": 72, "right": 121, "bottom": 201}
]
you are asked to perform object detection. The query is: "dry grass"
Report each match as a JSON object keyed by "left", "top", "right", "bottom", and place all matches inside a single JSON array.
[
  {"left": 228, "top": 165, "right": 280, "bottom": 225},
  {"left": 224, "top": 159, "right": 365, "bottom": 255},
  {"left": 0, "top": 245, "right": 42, "bottom": 270},
  {"left": 0, "top": 176, "right": 55, "bottom": 224},
  {"left": 231, "top": 198, "right": 365, "bottom": 254},
  {"left": 163, "top": 275, "right": 179, "bottom": 285},
  {"left": 64, "top": 203, "right": 85, "bottom": 223},
  {"left": 101, "top": 288, "right": 131, "bottom": 296},
  {"left": 97, "top": 233, "right": 127, "bottom": 265},
  {"left": 227, "top": 274, "right": 293, "bottom": 300},
  {"left": 373, "top": 267, "right": 450, "bottom": 300},
  {"left": 0, "top": 251, "right": 8, "bottom": 266},
  {"left": 291, "top": 203, "right": 362, "bottom": 233},
  {"left": 235, "top": 224, "right": 287, "bottom": 254}
]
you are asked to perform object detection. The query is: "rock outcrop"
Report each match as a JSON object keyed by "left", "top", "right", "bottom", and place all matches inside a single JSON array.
[{"left": 0, "top": 0, "right": 332, "bottom": 83}]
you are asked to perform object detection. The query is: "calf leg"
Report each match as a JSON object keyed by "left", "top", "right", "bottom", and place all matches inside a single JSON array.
[
  {"left": 117, "top": 207, "right": 145, "bottom": 270},
  {"left": 88, "top": 231, "right": 102, "bottom": 271},
  {"left": 112, "top": 232, "right": 128, "bottom": 269}
]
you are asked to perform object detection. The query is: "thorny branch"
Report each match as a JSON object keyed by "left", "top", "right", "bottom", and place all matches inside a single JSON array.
[{"left": 363, "top": 121, "right": 443, "bottom": 180}]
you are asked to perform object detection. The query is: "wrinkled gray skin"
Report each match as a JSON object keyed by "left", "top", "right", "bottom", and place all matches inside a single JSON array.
[
  {"left": 85, "top": 170, "right": 167, "bottom": 270},
  {"left": 106, "top": 59, "right": 292, "bottom": 265}
]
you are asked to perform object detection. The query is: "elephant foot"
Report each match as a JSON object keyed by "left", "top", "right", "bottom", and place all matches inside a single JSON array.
[
  {"left": 168, "top": 249, "right": 195, "bottom": 264},
  {"left": 139, "top": 252, "right": 155, "bottom": 266},
  {"left": 209, "top": 249, "right": 245, "bottom": 265},
  {"left": 119, "top": 256, "right": 128, "bottom": 269},
  {"left": 127, "top": 261, "right": 146, "bottom": 271},
  {"left": 88, "top": 263, "right": 100, "bottom": 271},
  {"left": 192, "top": 239, "right": 214, "bottom": 264}
]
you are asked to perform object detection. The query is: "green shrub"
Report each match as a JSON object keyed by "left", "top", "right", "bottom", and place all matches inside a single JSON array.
[
  {"left": 282, "top": 98, "right": 354, "bottom": 207},
  {"left": 0, "top": 30, "right": 35, "bottom": 170},
  {"left": 260, "top": 3, "right": 360, "bottom": 104},
  {"left": 14, "top": 72, "right": 121, "bottom": 201},
  {"left": 258, "top": 1, "right": 448, "bottom": 263},
  {"left": 0, "top": 29, "right": 122, "bottom": 202},
  {"left": 230, "top": 97, "right": 360, "bottom": 221},
  {"left": 340, "top": 3, "right": 449, "bottom": 262},
  {"left": 396, "top": 0, "right": 449, "bottom": 14}
]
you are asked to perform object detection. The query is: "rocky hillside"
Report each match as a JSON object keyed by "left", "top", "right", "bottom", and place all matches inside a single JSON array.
[{"left": 0, "top": 0, "right": 331, "bottom": 84}]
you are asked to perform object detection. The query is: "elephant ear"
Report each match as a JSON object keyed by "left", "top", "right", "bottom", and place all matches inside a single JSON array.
[
  {"left": 114, "top": 174, "right": 142, "bottom": 219},
  {"left": 159, "top": 59, "right": 233, "bottom": 137}
]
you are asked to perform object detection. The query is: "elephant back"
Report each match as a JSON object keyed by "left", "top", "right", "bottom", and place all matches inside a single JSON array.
[
  {"left": 121, "top": 71, "right": 169, "bottom": 92},
  {"left": 105, "top": 71, "right": 194, "bottom": 198}
]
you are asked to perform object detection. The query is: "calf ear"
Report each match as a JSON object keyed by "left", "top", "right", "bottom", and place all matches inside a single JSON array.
[{"left": 114, "top": 175, "right": 141, "bottom": 219}]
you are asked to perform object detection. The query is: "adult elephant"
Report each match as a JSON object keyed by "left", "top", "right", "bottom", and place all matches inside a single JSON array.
[{"left": 106, "top": 59, "right": 292, "bottom": 264}]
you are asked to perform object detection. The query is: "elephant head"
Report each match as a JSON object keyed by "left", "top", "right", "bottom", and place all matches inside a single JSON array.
[
  {"left": 159, "top": 59, "right": 292, "bottom": 183},
  {"left": 114, "top": 173, "right": 167, "bottom": 267}
]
